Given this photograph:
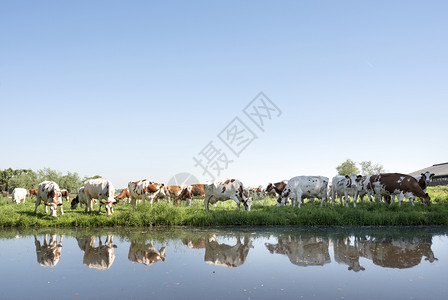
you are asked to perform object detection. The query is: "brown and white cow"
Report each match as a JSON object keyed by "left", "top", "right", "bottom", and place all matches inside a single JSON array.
[
  {"left": 34, "top": 234, "right": 63, "bottom": 267},
  {"left": 128, "top": 179, "right": 165, "bottom": 209},
  {"left": 177, "top": 185, "right": 193, "bottom": 206},
  {"left": 191, "top": 184, "right": 205, "bottom": 197},
  {"left": 60, "top": 189, "right": 70, "bottom": 202},
  {"left": 34, "top": 181, "right": 63, "bottom": 217},
  {"left": 265, "top": 181, "right": 288, "bottom": 198},
  {"left": 115, "top": 187, "right": 130, "bottom": 203},
  {"left": 128, "top": 240, "right": 166, "bottom": 266},
  {"left": 84, "top": 178, "right": 116, "bottom": 215},
  {"left": 370, "top": 173, "right": 431, "bottom": 206},
  {"left": 414, "top": 171, "right": 435, "bottom": 193},
  {"left": 204, "top": 179, "right": 252, "bottom": 211},
  {"left": 27, "top": 188, "right": 38, "bottom": 198}
]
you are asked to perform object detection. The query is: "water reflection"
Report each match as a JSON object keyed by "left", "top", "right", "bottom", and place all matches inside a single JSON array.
[
  {"left": 182, "top": 234, "right": 253, "bottom": 267},
  {"left": 77, "top": 235, "right": 117, "bottom": 270},
  {"left": 265, "top": 236, "right": 331, "bottom": 267},
  {"left": 34, "top": 233, "right": 63, "bottom": 267},
  {"left": 128, "top": 240, "right": 166, "bottom": 266},
  {"left": 9, "top": 227, "right": 445, "bottom": 272}
]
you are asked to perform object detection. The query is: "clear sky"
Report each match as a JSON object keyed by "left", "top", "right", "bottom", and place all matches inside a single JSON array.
[{"left": 1, "top": 0, "right": 447, "bottom": 188}]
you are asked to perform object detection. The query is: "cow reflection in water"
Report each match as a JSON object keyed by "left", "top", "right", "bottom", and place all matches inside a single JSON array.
[
  {"left": 333, "top": 235, "right": 438, "bottom": 271},
  {"left": 333, "top": 237, "right": 365, "bottom": 272},
  {"left": 77, "top": 235, "right": 117, "bottom": 270},
  {"left": 265, "top": 236, "right": 330, "bottom": 267},
  {"left": 183, "top": 234, "right": 253, "bottom": 267},
  {"left": 128, "top": 240, "right": 166, "bottom": 266},
  {"left": 363, "top": 237, "right": 437, "bottom": 269},
  {"left": 34, "top": 234, "right": 63, "bottom": 267}
]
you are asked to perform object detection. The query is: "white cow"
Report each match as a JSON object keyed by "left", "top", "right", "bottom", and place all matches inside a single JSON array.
[
  {"left": 277, "top": 176, "right": 329, "bottom": 208},
  {"left": 331, "top": 174, "right": 362, "bottom": 207},
  {"left": 84, "top": 178, "right": 116, "bottom": 215},
  {"left": 12, "top": 188, "right": 27, "bottom": 204},
  {"left": 204, "top": 179, "right": 252, "bottom": 212},
  {"left": 128, "top": 179, "right": 165, "bottom": 209},
  {"left": 34, "top": 181, "right": 63, "bottom": 217}
]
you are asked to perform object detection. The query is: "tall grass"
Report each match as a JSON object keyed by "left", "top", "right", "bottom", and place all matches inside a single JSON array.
[{"left": 0, "top": 186, "right": 447, "bottom": 228}]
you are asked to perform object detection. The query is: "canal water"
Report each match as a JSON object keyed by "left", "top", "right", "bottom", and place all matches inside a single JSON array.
[{"left": 0, "top": 226, "right": 447, "bottom": 299}]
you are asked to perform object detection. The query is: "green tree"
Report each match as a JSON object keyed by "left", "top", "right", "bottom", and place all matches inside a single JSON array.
[
  {"left": 360, "top": 161, "right": 386, "bottom": 175},
  {"left": 336, "top": 159, "right": 360, "bottom": 175},
  {"left": 59, "top": 172, "right": 83, "bottom": 193},
  {"left": 9, "top": 170, "right": 38, "bottom": 189}
]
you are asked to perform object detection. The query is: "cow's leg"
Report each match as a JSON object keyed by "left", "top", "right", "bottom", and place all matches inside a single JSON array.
[
  {"left": 84, "top": 195, "right": 89, "bottom": 212},
  {"left": 130, "top": 196, "right": 136, "bottom": 210},
  {"left": 204, "top": 196, "right": 212, "bottom": 211},
  {"left": 34, "top": 197, "right": 40, "bottom": 214},
  {"left": 396, "top": 193, "right": 404, "bottom": 207},
  {"left": 60, "top": 204, "right": 64, "bottom": 216},
  {"left": 344, "top": 190, "right": 349, "bottom": 208},
  {"left": 186, "top": 198, "right": 191, "bottom": 207},
  {"left": 296, "top": 191, "right": 303, "bottom": 208},
  {"left": 230, "top": 196, "right": 241, "bottom": 211},
  {"left": 331, "top": 187, "right": 335, "bottom": 206}
]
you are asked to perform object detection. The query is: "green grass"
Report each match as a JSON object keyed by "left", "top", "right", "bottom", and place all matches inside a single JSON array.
[{"left": 1, "top": 186, "right": 447, "bottom": 227}]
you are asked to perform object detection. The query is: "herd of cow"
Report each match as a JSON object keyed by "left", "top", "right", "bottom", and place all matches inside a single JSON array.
[{"left": 9, "top": 171, "right": 435, "bottom": 217}]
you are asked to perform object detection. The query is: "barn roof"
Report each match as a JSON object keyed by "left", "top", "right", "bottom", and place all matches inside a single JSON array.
[{"left": 408, "top": 162, "right": 448, "bottom": 177}]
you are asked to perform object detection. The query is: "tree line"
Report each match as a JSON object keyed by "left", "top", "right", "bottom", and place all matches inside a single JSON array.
[
  {"left": 0, "top": 168, "right": 101, "bottom": 194},
  {"left": 336, "top": 159, "right": 386, "bottom": 176}
]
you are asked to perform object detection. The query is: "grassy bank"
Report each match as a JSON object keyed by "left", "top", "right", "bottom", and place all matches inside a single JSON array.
[{"left": 1, "top": 186, "right": 447, "bottom": 227}]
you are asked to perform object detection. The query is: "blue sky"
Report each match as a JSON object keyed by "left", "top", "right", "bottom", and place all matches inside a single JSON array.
[{"left": 1, "top": 0, "right": 447, "bottom": 188}]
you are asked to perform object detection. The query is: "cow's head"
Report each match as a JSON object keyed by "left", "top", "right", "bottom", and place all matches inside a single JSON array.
[
  {"left": 421, "top": 172, "right": 435, "bottom": 185},
  {"left": 277, "top": 188, "right": 291, "bottom": 207},
  {"left": 70, "top": 196, "right": 80, "bottom": 209},
  {"left": 345, "top": 174, "right": 362, "bottom": 189},
  {"left": 238, "top": 186, "right": 252, "bottom": 211},
  {"left": 100, "top": 198, "right": 116, "bottom": 216},
  {"left": 44, "top": 192, "right": 63, "bottom": 218},
  {"left": 264, "top": 182, "right": 274, "bottom": 193}
]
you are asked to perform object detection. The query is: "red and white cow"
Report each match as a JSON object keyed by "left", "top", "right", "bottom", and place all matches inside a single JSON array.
[
  {"left": 60, "top": 189, "right": 70, "bottom": 202},
  {"left": 34, "top": 181, "right": 63, "bottom": 217},
  {"left": 278, "top": 176, "right": 329, "bottom": 208},
  {"left": 249, "top": 186, "right": 266, "bottom": 199},
  {"left": 191, "top": 184, "right": 205, "bottom": 197},
  {"left": 12, "top": 188, "right": 27, "bottom": 204},
  {"left": 128, "top": 179, "right": 165, "bottom": 209},
  {"left": 370, "top": 173, "right": 431, "bottom": 206},
  {"left": 204, "top": 179, "right": 252, "bottom": 211},
  {"left": 27, "top": 188, "right": 38, "bottom": 198},
  {"left": 331, "top": 174, "right": 362, "bottom": 207},
  {"left": 265, "top": 181, "right": 288, "bottom": 198},
  {"left": 413, "top": 171, "right": 435, "bottom": 193},
  {"left": 177, "top": 185, "right": 193, "bottom": 206},
  {"left": 84, "top": 178, "right": 116, "bottom": 215},
  {"left": 115, "top": 187, "right": 130, "bottom": 203}
]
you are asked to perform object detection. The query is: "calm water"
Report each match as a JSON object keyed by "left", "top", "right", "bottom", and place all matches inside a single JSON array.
[{"left": 0, "top": 226, "right": 447, "bottom": 300}]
